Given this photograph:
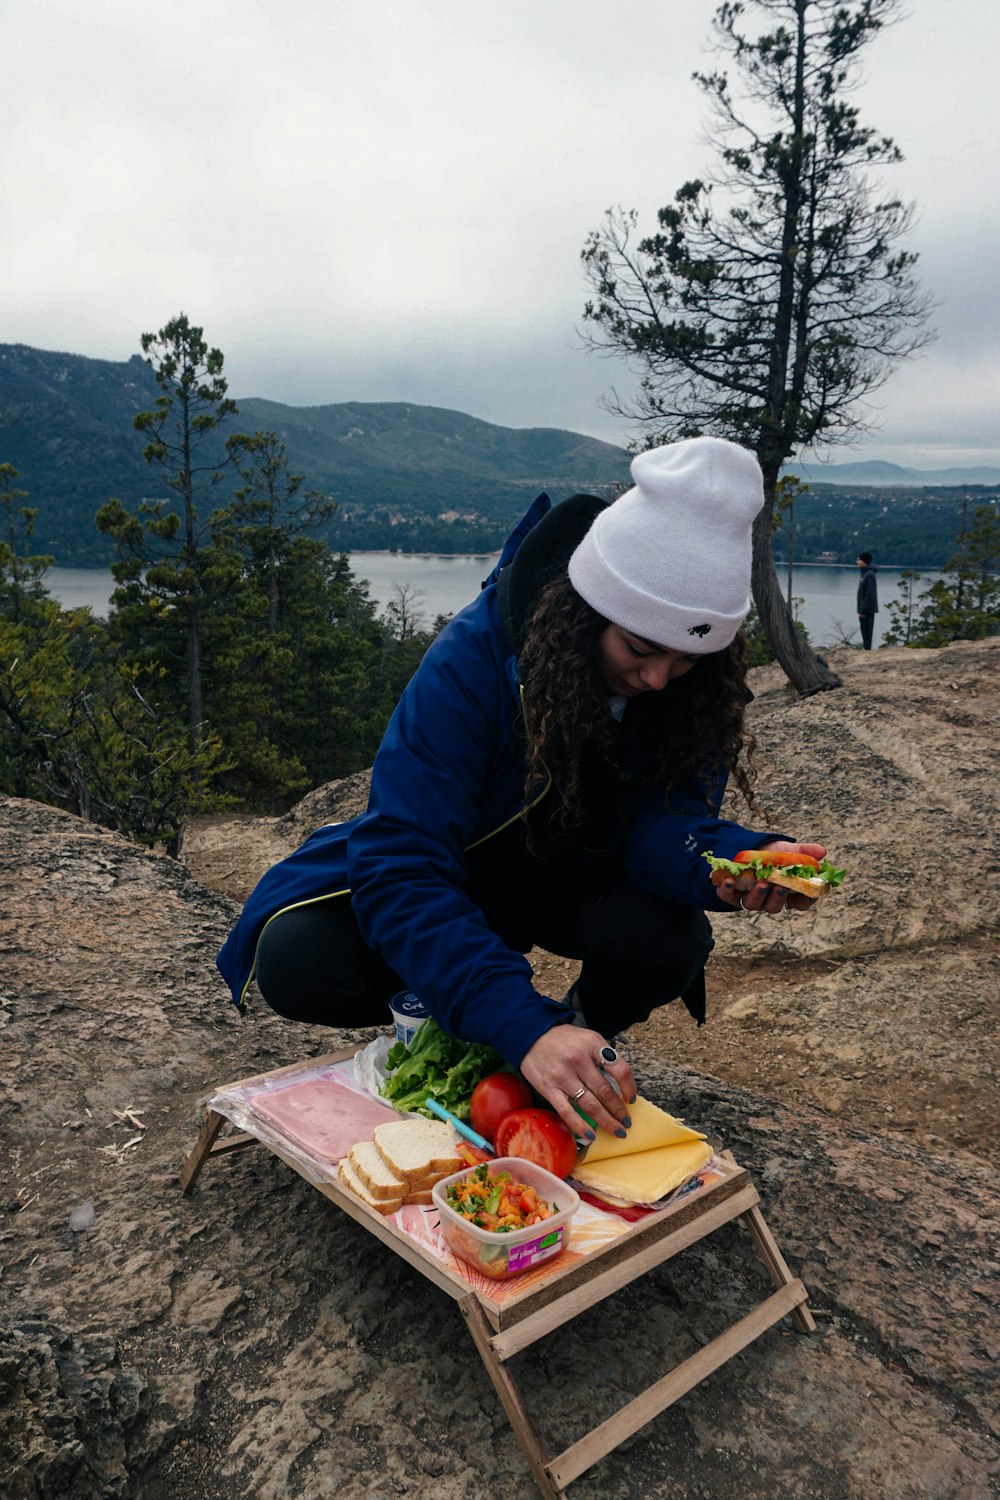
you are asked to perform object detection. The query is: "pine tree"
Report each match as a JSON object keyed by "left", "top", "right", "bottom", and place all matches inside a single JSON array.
[
  {"left": 96, "top": 314, "right": 238, "bottom": 747},
  {"left": 0, "top": 462, "right": 52, "bottom": 625},
  {"left": 581, "top": 0, "right": 933, "bottom": 694},
  {"left": 224, "top": 428, "right": 336, "bottom": 631},
  {"left": 901, "top": 505, "right": 1000, "bottom": 646},
  {"left": 881, "top": 568, "right": 924, "bottom": 646}
]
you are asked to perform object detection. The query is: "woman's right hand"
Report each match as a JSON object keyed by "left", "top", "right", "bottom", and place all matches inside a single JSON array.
[
  {"left": 715, "top": 840, "right": 827, "bottom": 914},
  {"left": 519, "top": 1024, "right": 637, "bottom": 1141}
]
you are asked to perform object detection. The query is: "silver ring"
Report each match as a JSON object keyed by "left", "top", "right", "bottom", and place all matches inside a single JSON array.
[
  {"left": 739, "top": 896, "right": 751, "bottom": 911},
  {"left": 599, "top": 1045, "right": 619, "bottom": 1066},
  {"left": 568, "top": 1086, "right": 588, "bottom": 1102}
]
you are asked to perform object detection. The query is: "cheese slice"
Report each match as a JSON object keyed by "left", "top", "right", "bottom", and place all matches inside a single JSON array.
[
  {"left": 572, "top": 1137, "right": 713, "bottom": 1205},
  {"left": 571, "top": 1095, "right": 712, "bottom": 1205},
  {"left": 582, "top": 1096, "right": 706, "bottom": 1162}
]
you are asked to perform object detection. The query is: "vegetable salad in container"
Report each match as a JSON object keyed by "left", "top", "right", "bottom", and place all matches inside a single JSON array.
[{"left": 432, "top": 1159, "right": 580, "bottom": 1280}]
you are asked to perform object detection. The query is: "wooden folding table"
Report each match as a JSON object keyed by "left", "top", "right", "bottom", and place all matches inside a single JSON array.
[{"left": 180, "top": 1049, "right": 815, "bottom": 1500}]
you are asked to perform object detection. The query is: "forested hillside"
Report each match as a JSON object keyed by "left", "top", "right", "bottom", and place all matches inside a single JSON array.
[
  {"left": 1, "top": 341, "right": 997, "bottom": 567},
  {"left": 770, "top": 483, "right": 1000, "bottom": 568},
  {"left": 0, "top": 345, "right": 159, "bottom": 561},
  {"left": 0, "top": 344, "right": 630, "bottom": 564}
]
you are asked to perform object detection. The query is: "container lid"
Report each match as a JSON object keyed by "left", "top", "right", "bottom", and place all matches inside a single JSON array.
[
  {"left": 432, "top": 1157, "right": 580, "bottom": 1246},
  {"left": 389, "top": 991, "right": 430, "bottom": 1019}
]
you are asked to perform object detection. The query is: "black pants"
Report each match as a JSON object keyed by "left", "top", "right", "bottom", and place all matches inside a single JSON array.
[
  {"left": 859, "top": 612, "right": 875, "bottom": 649},
  {"left": 255, "top": 820, "right": 713, "bottom": 1040}
]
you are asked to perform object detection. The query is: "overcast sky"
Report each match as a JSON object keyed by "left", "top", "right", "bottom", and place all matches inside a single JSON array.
[{"left": 4, "top": 0, "right": 999, "bottom": 468}]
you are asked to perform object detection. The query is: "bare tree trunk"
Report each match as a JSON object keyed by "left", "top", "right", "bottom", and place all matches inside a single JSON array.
[
  {"left": 751, "top": 508, "right": 841, "bottom": 695},
  {"left": 188, "top": 599, "right": 203, "bottom": 751},
  {"left": 267, "top": 536, "right": 279, "bottom": 634},
  {"left": 180, "top": 394, "right": 203, "bottom": 751}
]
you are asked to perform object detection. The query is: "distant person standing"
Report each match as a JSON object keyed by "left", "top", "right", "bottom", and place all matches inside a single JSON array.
[{"left": 856, "top": 551, "right": 878, "bottom": 649}]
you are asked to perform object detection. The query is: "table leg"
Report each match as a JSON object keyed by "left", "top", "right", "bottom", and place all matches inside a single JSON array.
[
  {"left": 179, "top": 1110, "right": 226, "bottom": 1194},
  {"left": 740, "top": 1202, "right": 817, "bottom": 1334},
  {"left": 458, "top": 1294, "right": 566, "bottom": 1500}
]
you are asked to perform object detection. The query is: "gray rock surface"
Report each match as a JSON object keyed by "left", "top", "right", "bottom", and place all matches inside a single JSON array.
[
  {"left": 710, "top": 640, "right": 997, "bottom": 962},
  {"left": 2, "top": 639, "right": 999, "bottom": 1499},
  {"left": 178, "top": 771, "right": 372, "bottom": 904}
]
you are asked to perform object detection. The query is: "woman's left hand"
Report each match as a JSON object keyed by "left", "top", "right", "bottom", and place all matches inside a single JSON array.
[
  {"left": 716, "top": 840, "right": 827, "bottom": 915},
  {"left": 519, "top": 1024, "right": 638, "bottom": 1141}
]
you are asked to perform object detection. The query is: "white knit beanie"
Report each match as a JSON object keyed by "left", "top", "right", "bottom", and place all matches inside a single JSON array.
[{"left": 567, "top": 436, "right": 764, "bottom": 653}]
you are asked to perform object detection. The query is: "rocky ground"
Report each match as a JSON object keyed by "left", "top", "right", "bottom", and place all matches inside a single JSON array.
[{"left": 1, "top": 638, "right": 998, "bottom": 1498}]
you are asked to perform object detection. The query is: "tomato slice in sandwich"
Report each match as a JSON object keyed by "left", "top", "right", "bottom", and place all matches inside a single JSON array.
[{"left": 734, "top": 850, "right": 819, "bottom": 870}]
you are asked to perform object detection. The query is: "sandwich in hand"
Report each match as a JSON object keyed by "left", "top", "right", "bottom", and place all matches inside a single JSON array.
[{"left": 704, "top": 848, "right": 845, "bottom": 900}]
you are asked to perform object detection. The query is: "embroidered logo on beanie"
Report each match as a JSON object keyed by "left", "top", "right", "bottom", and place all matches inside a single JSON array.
[{"left": 567, "top": 436, "right": 765, "bottom": 653}]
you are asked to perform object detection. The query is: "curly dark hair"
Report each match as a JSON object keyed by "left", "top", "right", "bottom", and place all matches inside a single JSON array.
[{"left": 518, "top": 572, "right": 758, "bottom": 844}]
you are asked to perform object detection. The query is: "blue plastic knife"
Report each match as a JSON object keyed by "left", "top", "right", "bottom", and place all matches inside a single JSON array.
[{"left": 423, "top": 1097, "right": 495, "bottom": 1153}]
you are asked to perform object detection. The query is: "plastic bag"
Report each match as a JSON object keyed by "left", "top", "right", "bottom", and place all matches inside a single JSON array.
[{"left": 353, "top": 1034, "right": 424, "bottom": 1119}]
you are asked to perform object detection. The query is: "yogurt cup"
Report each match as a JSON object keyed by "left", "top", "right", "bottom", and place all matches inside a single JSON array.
[{"left": 388, "top": 990, "right": 430, "bottom": 1047}]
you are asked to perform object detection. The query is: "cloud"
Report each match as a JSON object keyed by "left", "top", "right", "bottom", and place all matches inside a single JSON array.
[{"left": 2, "top": 0, "right": 998, "bottom": 466}]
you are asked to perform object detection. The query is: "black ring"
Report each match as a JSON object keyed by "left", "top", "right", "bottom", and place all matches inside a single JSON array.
[{"left": 599, "top": 1045, "right": 619, "bottom": 1066}]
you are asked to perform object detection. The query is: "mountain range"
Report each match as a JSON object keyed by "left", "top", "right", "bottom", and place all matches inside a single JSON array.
[
  {"left": 1, "top": 341, "right": 997, "bottom": 567},
  {"left": 786, "top": 457, "right": 1000, "bottom": 487},
  {"left": 0, "top": 343, "right": 631, "bottom": 565}
]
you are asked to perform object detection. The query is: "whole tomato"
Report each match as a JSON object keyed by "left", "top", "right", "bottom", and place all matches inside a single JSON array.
[
  {"left": 493, "top": 1108, "right": 578, "bottom": 1179},
  {"left": 469, "top": 1071, "right": 533, "bottom": 1144}
]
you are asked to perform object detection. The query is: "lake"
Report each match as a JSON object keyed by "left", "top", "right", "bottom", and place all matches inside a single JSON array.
[{"left": 45, "top": 556, "right": 937, "bottom": 650}]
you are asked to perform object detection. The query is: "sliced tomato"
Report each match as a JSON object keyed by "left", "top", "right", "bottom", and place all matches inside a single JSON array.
[
  {"left": 734, "top": 849, "right": 819, "bottom": 870},
  {"left": 469, "top": 1071, "right": 534, "bottom": 1144},
  {"left": 493, "top": 1108, "right": 578, "bottom": 1179},
  {"left": 455, "top": 1141, "right": 493, "bottom": 1167}
]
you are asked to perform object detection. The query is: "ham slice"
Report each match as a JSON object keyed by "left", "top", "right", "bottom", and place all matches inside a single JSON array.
[{"left": 247, "top": 1077, "right": 400, "bottom": 1164}]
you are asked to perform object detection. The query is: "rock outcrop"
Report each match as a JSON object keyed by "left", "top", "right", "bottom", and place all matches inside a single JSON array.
[
  {"left": 178, "top": 769, "right": 373, "bottom": 905},
  {"left": 1, "top": 639, "right": 997, "bottom": 1499}
]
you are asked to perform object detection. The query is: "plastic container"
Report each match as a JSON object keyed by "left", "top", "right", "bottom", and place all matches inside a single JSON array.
[
  {"left": 432, "top": 1157, "right": 580, "bottom": 1280},
  {"left": 388, "top": 990, "right": 430, "bottom": 1047}
]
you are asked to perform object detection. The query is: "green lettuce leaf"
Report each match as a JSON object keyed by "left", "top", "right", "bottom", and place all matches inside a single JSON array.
[
  {"left": 379, "top": 1016, "right": 504, "bottom": 1119},
  {"left": 703, "top": 850, "right": 845, "bottom": 886}
]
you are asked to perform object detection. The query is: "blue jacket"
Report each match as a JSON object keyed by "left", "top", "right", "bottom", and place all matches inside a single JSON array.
[{"left": 217, "top": 496, "right": 770, "bottom": 1065}]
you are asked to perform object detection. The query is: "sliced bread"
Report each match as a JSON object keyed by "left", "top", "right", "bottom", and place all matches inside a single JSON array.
[
  {"left": 350, "top": 1140, "right": 406, "bottom": 1202},
  {"left": 338, "top": 1156, "right": 402, "bottom": 1215},
  {"left": 373, "top": 1119, "right": 464, "bottom": 1186}
]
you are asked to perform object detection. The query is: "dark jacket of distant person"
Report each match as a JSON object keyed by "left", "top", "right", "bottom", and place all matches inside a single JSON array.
[{"left": 857, "top": 556, "right": 878, "bottom": 615}]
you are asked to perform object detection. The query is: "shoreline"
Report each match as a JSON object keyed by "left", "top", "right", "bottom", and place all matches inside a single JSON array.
[{"left": 46, "top": 554, "right": 946, "bottom": 571}]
